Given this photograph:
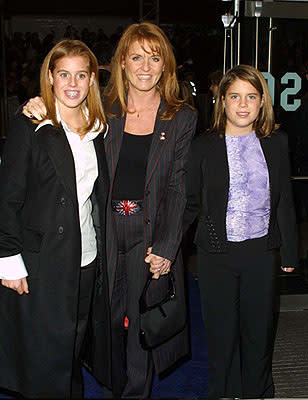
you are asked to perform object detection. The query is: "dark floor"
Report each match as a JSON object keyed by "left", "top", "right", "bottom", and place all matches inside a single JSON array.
[{"left": 272, "top": 310, "right": 308, "bottom": 398}]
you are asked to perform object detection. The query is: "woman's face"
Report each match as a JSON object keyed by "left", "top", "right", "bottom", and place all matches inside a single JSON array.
[
  {"left": 122, "top": 39, "right": 164, "bottom": 94},
  {"left": 48, "top": 55, "right": 95, "bottom": 114},
  {"left": 222, "top": 78, "right": 264, "bottom": 136}
]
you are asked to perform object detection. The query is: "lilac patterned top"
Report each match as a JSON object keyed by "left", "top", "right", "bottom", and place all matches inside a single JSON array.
[{"left": 225, "top": 131, "right": 270, "bottom": 242}]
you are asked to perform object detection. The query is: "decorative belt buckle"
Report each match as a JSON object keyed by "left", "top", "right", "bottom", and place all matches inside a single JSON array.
[{"left": 114, "top": 200, "right": 141, "bottom": 216}]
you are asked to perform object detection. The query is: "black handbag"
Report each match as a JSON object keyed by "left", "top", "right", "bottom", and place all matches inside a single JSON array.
[{"left": 139, "top": 271, "right": 186, "bottom": 350}]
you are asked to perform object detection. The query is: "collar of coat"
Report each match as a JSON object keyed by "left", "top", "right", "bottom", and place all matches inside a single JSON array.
[{"left": 35, "top": 100, "right": 109, "bottom": 139}]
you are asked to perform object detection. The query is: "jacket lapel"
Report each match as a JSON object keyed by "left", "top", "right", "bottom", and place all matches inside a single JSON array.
[
  {"left": 145, "top": 100, "right": 170, "bottom": 187},
  {"left": 105, "top": 100, "right": 170, "bottom": 189},
  {"left": 212, "top": 134, "right": 230, "bottom": 204},
  {"left": 260, "top": 136, "right": 275, "bottom": 197},
  {"left": 94, "top": 132, "right": 110, "bottom": 193},
  {"left": 105, "top": 105, "right": 125, "bottom": 185},
  {"left": 37, "top": 125, "right": 78, "bottom": 209}
]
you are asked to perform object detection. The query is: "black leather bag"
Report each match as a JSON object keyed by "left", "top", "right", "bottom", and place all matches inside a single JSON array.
[{"left": 139, "top": 271, "right": 186, "bottom": 350}]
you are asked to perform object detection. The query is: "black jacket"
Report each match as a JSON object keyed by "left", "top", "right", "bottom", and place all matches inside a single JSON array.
[
  {"left": 0, "top": 114, "right": 111, "bottom": 397},
  {"left": 184, "top": 130, "right": 298, "bottom": 267},
  {"left": 104, "top": 100, "right": 197, "bottom": 374}
]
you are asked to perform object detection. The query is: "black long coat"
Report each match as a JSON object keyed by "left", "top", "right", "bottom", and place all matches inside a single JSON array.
[
  {"left": 104, "top": 101, "right": 197, "bottom": 374},
  {"left": 0, "top": 114, "right": 111, "bottom": 398}
]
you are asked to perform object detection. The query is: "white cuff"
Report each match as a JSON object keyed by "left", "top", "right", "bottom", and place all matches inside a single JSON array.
[{"left": 0, "top": 254, "right": 28, "bottom": 280}]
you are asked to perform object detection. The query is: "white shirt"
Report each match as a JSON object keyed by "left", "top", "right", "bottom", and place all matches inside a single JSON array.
[{"left": 0, "top": 106, "right": 105, "bottom": 279}]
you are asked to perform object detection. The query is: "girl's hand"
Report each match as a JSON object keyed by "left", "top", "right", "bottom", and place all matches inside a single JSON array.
[
  {"left": 281, "top": 266, "right": 295, "bottom": 273},
  {"left": 1, "top": 277, "right": 29, "bottom": 295}
]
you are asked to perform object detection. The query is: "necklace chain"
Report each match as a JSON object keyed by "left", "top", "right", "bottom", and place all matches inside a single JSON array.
[{"left": 130, "top": 103, "right": 159, "bottom": 118}]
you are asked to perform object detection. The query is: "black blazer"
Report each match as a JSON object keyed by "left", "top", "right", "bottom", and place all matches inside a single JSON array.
[
  {"left": 0, "top": 114, "right": 111, "bottom": 396},
  {"left": 104, "top": 100, "right": 197, "bottom": 374},
  {"left": 184, "top": 130, "right": 298, "bottom": 267}
]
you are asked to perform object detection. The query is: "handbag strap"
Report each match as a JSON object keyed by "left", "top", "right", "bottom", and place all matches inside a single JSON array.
[{"left": 139, "top": 271, "right": 176, "bottom": 314}]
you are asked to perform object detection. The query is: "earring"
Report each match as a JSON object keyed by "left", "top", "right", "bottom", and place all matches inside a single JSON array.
[
  {"left": 122, "top": 65, "right": 125, "bottom": 70},
  {"left": 162, "top": 67, "right": 165, "bottom": 72}
]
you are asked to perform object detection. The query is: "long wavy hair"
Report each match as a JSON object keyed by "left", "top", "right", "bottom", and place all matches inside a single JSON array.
[
  {"left": 35, "top": 39, "right": 106, "bottom": 135},
  {"left": 212, "top": 64, "right": 276, "bottom": 138},
  {"left": 104, "top": 21, "right": 184, "bottom": 120}
]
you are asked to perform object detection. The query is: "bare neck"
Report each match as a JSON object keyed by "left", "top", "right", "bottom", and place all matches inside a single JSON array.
[
  {"left": 59, "top": 107, "right": 85, "bottom": 128},
  {"left": 127, "top": 88, "right": 161, "bottom": 111}
]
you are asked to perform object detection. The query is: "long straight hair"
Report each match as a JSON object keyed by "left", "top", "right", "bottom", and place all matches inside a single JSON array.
[
  {"left": 212, "top": 64, "right": 276, "bottom": 138},
  {"left": 36, "top": 39, "right": 106, "bottom": 135},
  {"left": 104, "top": 21, "right": 184, "bottom": 120}
]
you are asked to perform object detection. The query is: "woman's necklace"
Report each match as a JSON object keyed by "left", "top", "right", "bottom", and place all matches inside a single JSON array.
[
  {"left": 130, "top": 107, "right": 154, "bottom": 118},
  {"left": 129, "top": 95, "right": 160, "bottom": 118}
]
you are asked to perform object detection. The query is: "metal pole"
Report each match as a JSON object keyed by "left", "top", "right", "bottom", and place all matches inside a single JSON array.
[
  {"left": 255, "top": 17, "right": 259, "bottom": 69},
  {"left": 268, "top": 17, "right": 273, "bottom": 73},
  {"left": 237, "top": 22, "right": 241, "bottom": 65},
  {"left": 222, "top": 13, "right": 237, "bottom": 74},
  {"left": 223, "top": 28, "right": 227, "bottom": 74},
  {"left": 230, "top": 29, "right": 233, "bottom": 69},
  {"left": 234, "top": 0, "right": 240, "bottom": 17},
  {"left": 234, "top": 0, "right": 240, "bottom": 67}
]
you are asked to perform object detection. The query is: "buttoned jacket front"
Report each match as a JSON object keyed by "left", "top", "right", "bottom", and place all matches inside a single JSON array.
[
  {"left": 184, "top": 130, "right": 298, "bottom": 267},
  {"left": 0, "top": 114, "right": 111, "bottom": 397}
]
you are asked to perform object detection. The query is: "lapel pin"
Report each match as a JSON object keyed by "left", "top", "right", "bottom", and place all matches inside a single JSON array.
[{"left": 160, "top": 132, "right": 166, "bottom": 141}]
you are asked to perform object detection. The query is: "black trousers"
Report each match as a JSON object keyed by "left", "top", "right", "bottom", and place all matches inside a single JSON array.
[
  {"left": 70, "top": 259, "right": 96, "bottom": 399},
  {"left": 197, "top": 236, "right": 276, "bottom": 399},
  {"left": 110, "top": 211, "right": 168, "bottom": 399}
]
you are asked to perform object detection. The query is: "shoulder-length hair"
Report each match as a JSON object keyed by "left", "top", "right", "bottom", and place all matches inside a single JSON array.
[
  {"left": 212, "top": 64, "right": 276, "bottom": 138},
  {"left": 104, "top": 21, "right": 184, "bottom": 120},
  {"left": 35, "top": 39, "right": 106, "bottom": 135}
]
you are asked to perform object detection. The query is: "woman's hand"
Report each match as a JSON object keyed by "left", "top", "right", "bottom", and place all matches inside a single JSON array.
[
  {"left": 145, "top": 247, "right": 171, "bottom": 279},
  {"left": 1, "top": 278, "right": 29, "bottom": 295},
  {"left": 22, "top": 96, "right": 46, "bottom": 120},
  {"left": 281, "top": 266, "right": 295, "bottom": 273}
]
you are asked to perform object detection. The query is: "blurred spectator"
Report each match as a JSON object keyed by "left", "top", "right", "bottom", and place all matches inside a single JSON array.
[
  {"left": 93, "top": 40, "right": 115, "bottom": 92},
  {"left": 17, "top": 74, "right": 31, "bottom": 104},
  {"left": 208, "top": 69, "right": 223, "bottom": 101},
  {"left": 179, "top": 80, "right": 195, "bottom": 107},
  {"left": 42, "top": 32, "right": 55, "bottom": 55},
  {"left": 193, "top": 69, "right": 223, "bottom": 135}
]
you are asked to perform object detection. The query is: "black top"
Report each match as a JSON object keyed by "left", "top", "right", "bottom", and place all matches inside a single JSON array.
[{"left": 112, "top": 131, "right": 153, "bottom": 200}]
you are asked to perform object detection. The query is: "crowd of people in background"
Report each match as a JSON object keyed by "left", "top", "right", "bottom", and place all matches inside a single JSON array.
[
  {"left": 2, "top": 20, "right": 308, "bottom": 161},
  {"left": 3, "top": 27, "right": 121, "bottom": 116},
  {"left": 1, "top": 23, "right": 223, "bottom": 130}
]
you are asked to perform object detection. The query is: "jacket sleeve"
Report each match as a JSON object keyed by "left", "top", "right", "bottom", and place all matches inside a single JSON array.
[
  {"left": 0, "top": 115, "right": 33, "bottom": 277},
  {"left": 151, "top": 109, "right": 197, "bottom": 262},
  {"left": 276, "top": 131, "right": 299, "bottom": 267}
]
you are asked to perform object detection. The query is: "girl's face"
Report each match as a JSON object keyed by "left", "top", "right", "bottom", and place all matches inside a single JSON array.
[
  {"left": 48, "top": 55, "right": 95, "bottom": 114},
  {"left": 122, "top": 39, "right": 164, "bottom": 94},
  {"left": 222, "top": 78, "right": 264, "bottom": 136}
]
